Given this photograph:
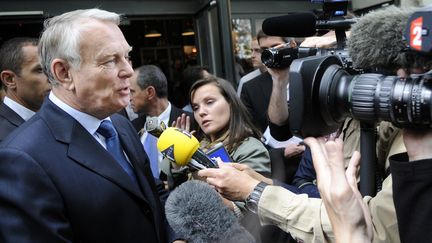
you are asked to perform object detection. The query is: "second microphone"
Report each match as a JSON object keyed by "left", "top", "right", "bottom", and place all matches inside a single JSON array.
[{"left": 156, "top": 127, "right": 218, "bottom": 170}]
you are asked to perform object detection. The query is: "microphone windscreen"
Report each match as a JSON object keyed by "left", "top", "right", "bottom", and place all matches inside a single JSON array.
[
  {"left": 165, "top": 180, "right": 255, "bottom": 243},
  {"left": 262, "top": 12, "right": 317, "bottom": 37},
  {"left": 157, "top": 127, "right": 200, "bottom": 166},
  {"left": 347, "top": 6, "right": 416, "bottom": 70},
  {"left": 144, "top": 116, "right": 166, "bottom": 137}
]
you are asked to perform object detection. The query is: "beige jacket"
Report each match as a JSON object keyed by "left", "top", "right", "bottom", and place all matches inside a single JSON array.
[{"left": 256, "top": 120, "right": 404, "bottom": 243}]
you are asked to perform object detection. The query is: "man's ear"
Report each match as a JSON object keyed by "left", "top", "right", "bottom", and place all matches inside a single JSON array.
[
  {"left": 146, "top": 86, "right": 156, "bottom": 99},
  {"left": 52, "top": 58, "right": 74, "bottom": 91},
  {"left": 0, "top": 70, "right": 17, "bottom": 91}
]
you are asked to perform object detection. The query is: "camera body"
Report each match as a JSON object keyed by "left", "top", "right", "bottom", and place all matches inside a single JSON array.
[
  {"left": 261, "top": 45, "right": 353, "bottom": 71},
  {"left": 261, "top": 46, "right": 317, "bottom": 69},
  {"left": 288, "top": 6, "right": 432, "bottom": 138}
]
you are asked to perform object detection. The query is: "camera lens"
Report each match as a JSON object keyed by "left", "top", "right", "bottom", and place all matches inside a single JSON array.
[
  {"left": 289, "top": 55, "right": 432, "bottom": 138},
  {"left": 261, "top": 48, "right": 277, "bottom": 68}
]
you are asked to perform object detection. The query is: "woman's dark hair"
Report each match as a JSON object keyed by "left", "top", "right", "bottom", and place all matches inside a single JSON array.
[{"left": 189, "top": 76, "right": 261, "bottom": 152}]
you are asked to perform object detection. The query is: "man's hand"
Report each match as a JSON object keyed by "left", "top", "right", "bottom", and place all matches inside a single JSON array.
[
  {"left": 284, "top": 143, "right": 305, "bottom": 158},
  {"left": 266, "top": 43, "right": 291, "bottom": 126},
  {"left": 304, "top": 136, "right": 373, "bottom": 243},
  {"left": 197, "top": 161, "right": 260, "bottom": 201},
  {"left": 228, "top": 163, "right": 273, "bottom": 185}
]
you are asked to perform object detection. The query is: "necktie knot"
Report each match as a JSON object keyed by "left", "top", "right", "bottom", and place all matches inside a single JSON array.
[{"left": 97, "top": 120, "right": 117, "bottom": 139}]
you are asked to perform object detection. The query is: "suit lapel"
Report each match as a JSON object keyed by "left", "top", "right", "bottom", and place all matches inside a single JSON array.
[
  {"left": 168, "top": 106, "right": 182, "bottom": 125},
  {"left": 114, "top": 119, "right": 158, "bottom": 203},
  {"left": 131, "top": 115, "right": 146, "bottom": 133},
  {"left": 67, "top": 122, "right": 148, "bottom": 202},
  {"left": 113, "top": 117, "right": 165, "bottom": 234},
  {"left": 40, "top": 100, "right": 148, "bottom": 202},
  {"left": 262, "top": 72, "right": 273, "bottom": 101},
  {"left": 0, "top": 103, "right": 25, "bottom": 127}
]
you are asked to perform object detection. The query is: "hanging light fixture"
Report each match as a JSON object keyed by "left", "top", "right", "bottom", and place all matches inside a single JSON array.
[
  {"left": 181, "top": 28, "right": 195, "bottom": 36},
  {"left": 145, "top": 29, "right": 162, "bottom": 38}
]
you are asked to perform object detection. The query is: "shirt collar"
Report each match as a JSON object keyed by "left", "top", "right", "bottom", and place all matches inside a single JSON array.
[
  {"left": 158, "top": 102, "right": 171, "bottom": 126},
  {"left": 49, "top": 92, "right": 108, "bottom": 135},
  {"left": 3, "top": 96, "right": 36, "bottom": 121}
]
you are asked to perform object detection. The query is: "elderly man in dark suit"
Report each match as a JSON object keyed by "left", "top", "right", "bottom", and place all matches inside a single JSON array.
[
  {"left": 0, "top": 9, "right": 180, "bottom": 243},
  {"left": 0, "top": 37, "right": 50, "bottom": 142}
]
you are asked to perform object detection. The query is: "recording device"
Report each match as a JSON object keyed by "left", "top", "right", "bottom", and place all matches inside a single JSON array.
[
  {"left": 312, "top": 0, "right": 349, "bottom": 19},
  {"left": 262, "top": 0, "right": 355, "bottom": 44},
  {"left": 288, "top": 6, "right": 432, "bottom": 138},
  {"left": 261, "top": 46, "right": 318, "bottom": 69},
  {"left": 144, "top": 116, "right": 166, "bottom": 137},
  {"left": 261, "top": 45, "right": 353, "bottom": 70},
  {"left": 261, "top": 0, "right": 355, "bottom": 69},
  {"left": 206, "top": 142, "right": 233, "bottom": 163},
  {"left": 262, "top": 12, "right": 317, "bottom": 37},
  {"left": 156, "top": 127, "right": 217, "bottom": 170},
  {"left": 165, "top": 180, "right": 255, "bottom": 243}
]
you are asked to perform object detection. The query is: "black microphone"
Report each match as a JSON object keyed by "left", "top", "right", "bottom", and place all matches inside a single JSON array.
[
  {"left": 165, "top": 180, "right": 256, "bottom": 243},
  {"left": 262, "top": 12, "right": 317, "bottom": 37},
  {"left": 347, "top": 6, "right": 416, "bottom": 70}
]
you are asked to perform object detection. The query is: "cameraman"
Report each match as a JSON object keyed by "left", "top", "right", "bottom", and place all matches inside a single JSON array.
[
  {"left": 199, "top": 5, "right": 427, "bottom": 243},
  {"left": 308, "top": 129, "right": 432, "bottom": 243}
]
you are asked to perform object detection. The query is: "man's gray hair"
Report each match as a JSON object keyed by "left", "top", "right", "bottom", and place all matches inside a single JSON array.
[
  {"left": 135, "top": 65, "right": 168, "bottom": 98},
  {"left": 39, "top": 8, "right": 120, "bottom": 85}
]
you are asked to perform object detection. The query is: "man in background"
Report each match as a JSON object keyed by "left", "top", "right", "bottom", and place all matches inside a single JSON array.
[
  {"left": 0, "top": 37, "right": 50, "bottom": 142},
  {"left": 237, "top": 37, "right": 266, "bottom": 96},
  {"left": 130, "top": 64, "right": 196, "bottom": 179}
]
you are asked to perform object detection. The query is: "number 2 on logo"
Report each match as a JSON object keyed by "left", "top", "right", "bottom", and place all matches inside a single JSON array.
[{"left": 410, "top": 16, "right": 423, "bottom": 51}]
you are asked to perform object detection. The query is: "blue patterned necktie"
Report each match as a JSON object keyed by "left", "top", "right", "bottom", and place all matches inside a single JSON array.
[{"left": 97, "top": 120, "right": 138, "bottom": 184}]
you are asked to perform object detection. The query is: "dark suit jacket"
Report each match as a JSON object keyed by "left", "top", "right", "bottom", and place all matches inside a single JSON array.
[
  {"left": 131, "top": 104, "right": 196, "bottom": 133},
  {"left": 0, "top": 102, "right": 25, "bottom": 142},
  {"left": 240, "top": 71, "right": 273, "bottom": 133},
  {"left": 0, "top": 99, "right": 172, "bottom": 243}
]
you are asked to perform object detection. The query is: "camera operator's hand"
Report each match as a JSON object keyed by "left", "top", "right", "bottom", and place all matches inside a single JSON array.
[
  {"left": 300, "top": 36, "right": 337, "bottom": 49},
  {"left": 304, "top": 136, "right": 373, "bottom": 243},
  {"left": 267, "top": 43, "right": 291, "bottom": 126},
  {"left": 300, "top": 30, "right": 350, "bottom": 49},
  {"left": 198, "top": 161, "right": 260, "bottom": 201},
  {"left": 284, "top": 143, "right": 305, "bottom": 158},
  {"left": 403, "top": 129, "right": 432, "bottom": 161}
]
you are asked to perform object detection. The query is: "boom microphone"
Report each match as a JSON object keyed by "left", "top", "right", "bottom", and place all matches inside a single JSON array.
[
  {"left": 165, "top": 180, "right": 255, "bottom": 243},
  {"left": 347, "top": 6, "right": 416, "bottom": 70},
  {"left": 262, "top": 12, "right": 317, "bottom": 37},
  {"left": 157, "top": 127, "right": 217, "bottom": 169}
]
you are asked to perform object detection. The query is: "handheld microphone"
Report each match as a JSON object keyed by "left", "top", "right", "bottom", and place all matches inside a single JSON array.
[
  {"left": 262, "top": 12, "right": 317, "bottom": 37},
  {"left": 165, "top": 180, "right": 255, "bottom": 243},
  {"left": 156, "top": 127, "right": 217, "bottom": 169},
  {"left": 347, "top": 6, "right": 416, "bottom": 70},
  {"left": 144, "top": 116, "right": 166, "bottom": 137}
]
